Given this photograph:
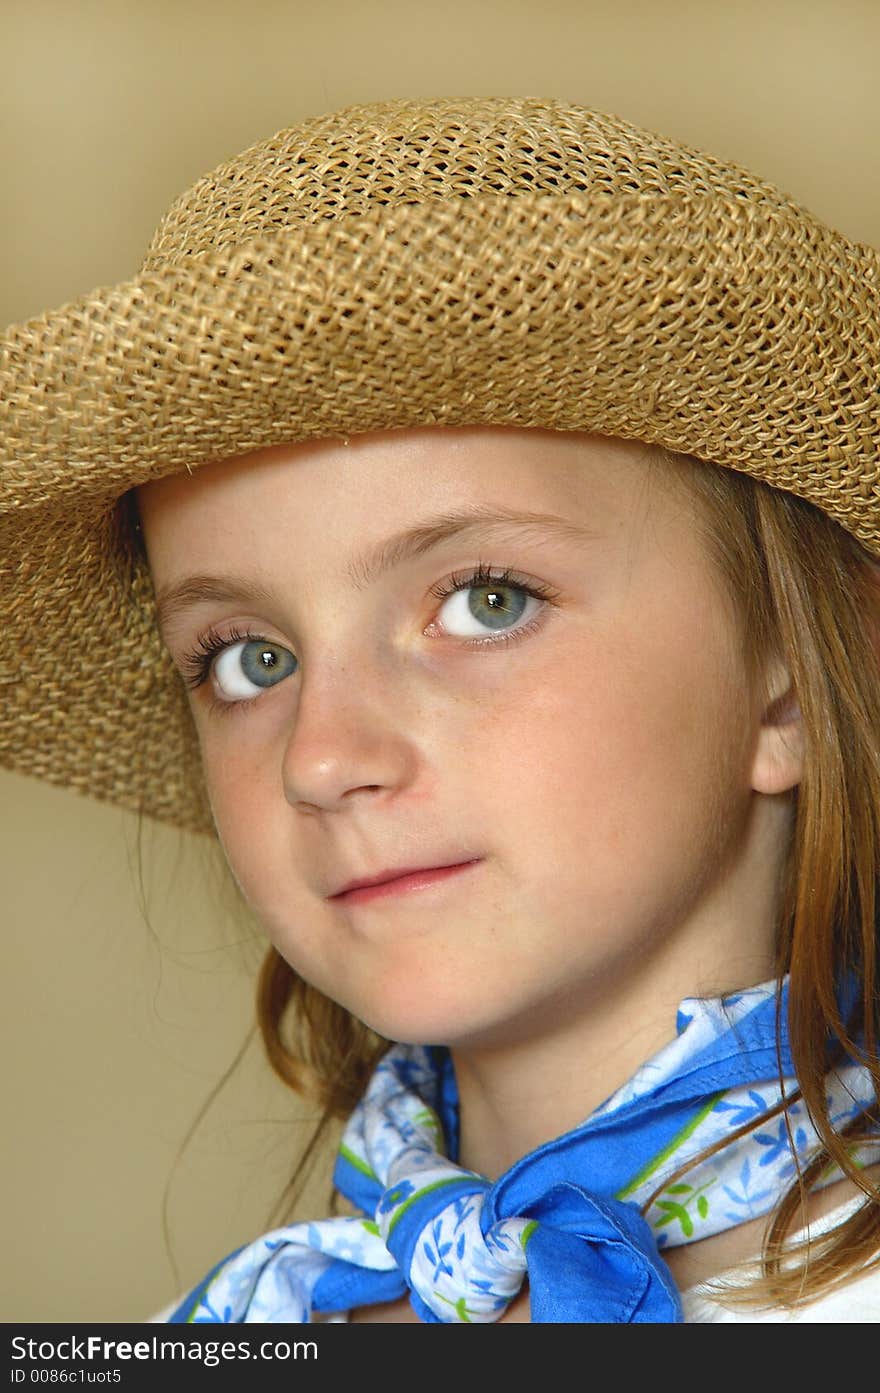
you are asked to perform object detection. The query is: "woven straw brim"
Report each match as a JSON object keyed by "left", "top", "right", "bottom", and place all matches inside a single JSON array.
[{"left": 1, "top": 98, "right": 879, "bottom": 832}]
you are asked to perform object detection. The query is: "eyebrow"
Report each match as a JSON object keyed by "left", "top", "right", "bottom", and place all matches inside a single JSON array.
[
  {"left": 347, "top": 505, "right": 596, "bottom": 589},
  {"left": 154, "top": 505, "right": 596, "bottom": 636}
]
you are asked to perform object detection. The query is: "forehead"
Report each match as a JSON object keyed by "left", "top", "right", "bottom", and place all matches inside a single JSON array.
[
  {"left": 136, "top": 426, "right": 725, "bottom": 649},
  {"left": 136, "top": 425, "right": 677, "bottom": 543}
]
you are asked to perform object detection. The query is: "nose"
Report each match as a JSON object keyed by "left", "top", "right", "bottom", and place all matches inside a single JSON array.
[{"left": 281, "top": 662, "right": 419, "bottom": 812}]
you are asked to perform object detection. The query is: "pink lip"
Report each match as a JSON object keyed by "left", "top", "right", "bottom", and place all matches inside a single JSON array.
[{"left": 332, "top": 860, "right": 481, "bottom": 905}]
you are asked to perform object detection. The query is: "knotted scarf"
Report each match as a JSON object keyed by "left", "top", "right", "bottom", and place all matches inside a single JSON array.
[{"left": 168, "top": 978, "right": 878, "bottom": 1323}]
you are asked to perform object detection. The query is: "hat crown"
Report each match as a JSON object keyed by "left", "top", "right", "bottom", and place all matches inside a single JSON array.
[{"left": 141, "top": 96, "right": 781, "bottom": 272}]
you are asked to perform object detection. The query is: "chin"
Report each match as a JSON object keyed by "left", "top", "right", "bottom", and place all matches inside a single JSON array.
[
  {"left": 350, "top": 990, "right": 530, "bottom": 1053},
  {"left": 352, "top": 1002, "right": 462, "bottom": 1048}
]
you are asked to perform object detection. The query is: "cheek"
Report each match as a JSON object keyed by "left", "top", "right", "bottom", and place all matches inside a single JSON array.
[
  {"left": 493, "top": 619, "right": 752, "bottom": 888},
  {"left": 194, "top": 722, "right": 290, "bottom": 904}
]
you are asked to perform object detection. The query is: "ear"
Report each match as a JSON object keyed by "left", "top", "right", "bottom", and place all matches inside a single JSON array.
[{"left": 749, "top": 658, "right": 804, "bottom": 796}]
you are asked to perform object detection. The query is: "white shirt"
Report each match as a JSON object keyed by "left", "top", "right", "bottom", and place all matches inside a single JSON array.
[{"left": 680, "top": 1195, "right": 880, "bottom": 1322}]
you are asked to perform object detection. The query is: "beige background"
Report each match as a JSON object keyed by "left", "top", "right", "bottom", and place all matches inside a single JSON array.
[{"left": 3, "top": 0, "right": 880, "bottom": 1322}]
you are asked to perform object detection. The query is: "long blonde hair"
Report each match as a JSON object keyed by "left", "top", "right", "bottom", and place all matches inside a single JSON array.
[{"left": 254, "top": 445, "right": 880, "bottom": 1304}]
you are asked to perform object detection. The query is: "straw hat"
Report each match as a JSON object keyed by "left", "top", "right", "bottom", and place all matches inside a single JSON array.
[{"left": 2, "top": 96, "right": 878, "bottom": 834}]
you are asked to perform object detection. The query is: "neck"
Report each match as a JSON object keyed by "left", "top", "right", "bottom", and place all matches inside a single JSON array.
[
  {"left": 451, "top": 792, "right": 792, "bottom": 1179},
  {"left": 451, "top": 981, "right": 676, "bottom": 1179},
  {"left": 453, "top": 955, "right": 784, "bottom": 1178}
]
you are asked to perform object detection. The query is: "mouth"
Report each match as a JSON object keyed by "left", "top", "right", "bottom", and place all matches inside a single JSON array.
[{"left": 330, "top": 859, "right": 482, "bottom": 906}]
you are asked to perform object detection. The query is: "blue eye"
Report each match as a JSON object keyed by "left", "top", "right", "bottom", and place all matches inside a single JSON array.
[
  {"left": 212, "top": 638, "right": 298, "bottom": 701},
  {"left": 430, "top": 563, "right": 559, "bottom": 643},
  {"left": 438, "top": 579, "right": 535, "bottom": 636},
  {"left": 179, "top": 564, "right": 558, "bottom": 710}
]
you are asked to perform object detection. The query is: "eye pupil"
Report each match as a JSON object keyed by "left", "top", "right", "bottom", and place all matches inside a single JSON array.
[{"left": 259, "top": 649, "right": 278, "bottom": 669}]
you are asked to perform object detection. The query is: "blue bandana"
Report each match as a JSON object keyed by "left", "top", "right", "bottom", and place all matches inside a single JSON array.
[{"left": 168, "top": 977, "right": 877, "bottom": 1323}]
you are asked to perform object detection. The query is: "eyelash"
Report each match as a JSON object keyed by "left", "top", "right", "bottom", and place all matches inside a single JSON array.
[
  {"left": 179, "top": 563, "right": 561, "bottom": 711},
  {"left": 427, "top": 563, "right": 559, "bottom": 635},
  {"left": 179, "top": 623, "right": 266, "bottom": 694}
]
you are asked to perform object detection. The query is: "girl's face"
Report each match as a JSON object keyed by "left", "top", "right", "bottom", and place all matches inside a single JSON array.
[{"left": 138, "top": 428, "right": 796, "bottom": 1050}]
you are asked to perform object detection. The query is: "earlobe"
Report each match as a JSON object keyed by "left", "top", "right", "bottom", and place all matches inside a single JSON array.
[{"left": 750, "top": 664, "right": 804, "bottom": 796}]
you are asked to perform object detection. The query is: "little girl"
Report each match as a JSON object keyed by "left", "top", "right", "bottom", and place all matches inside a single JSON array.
[{"left": 2, "top": 97, "right": 879, "bottom": 1323}]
